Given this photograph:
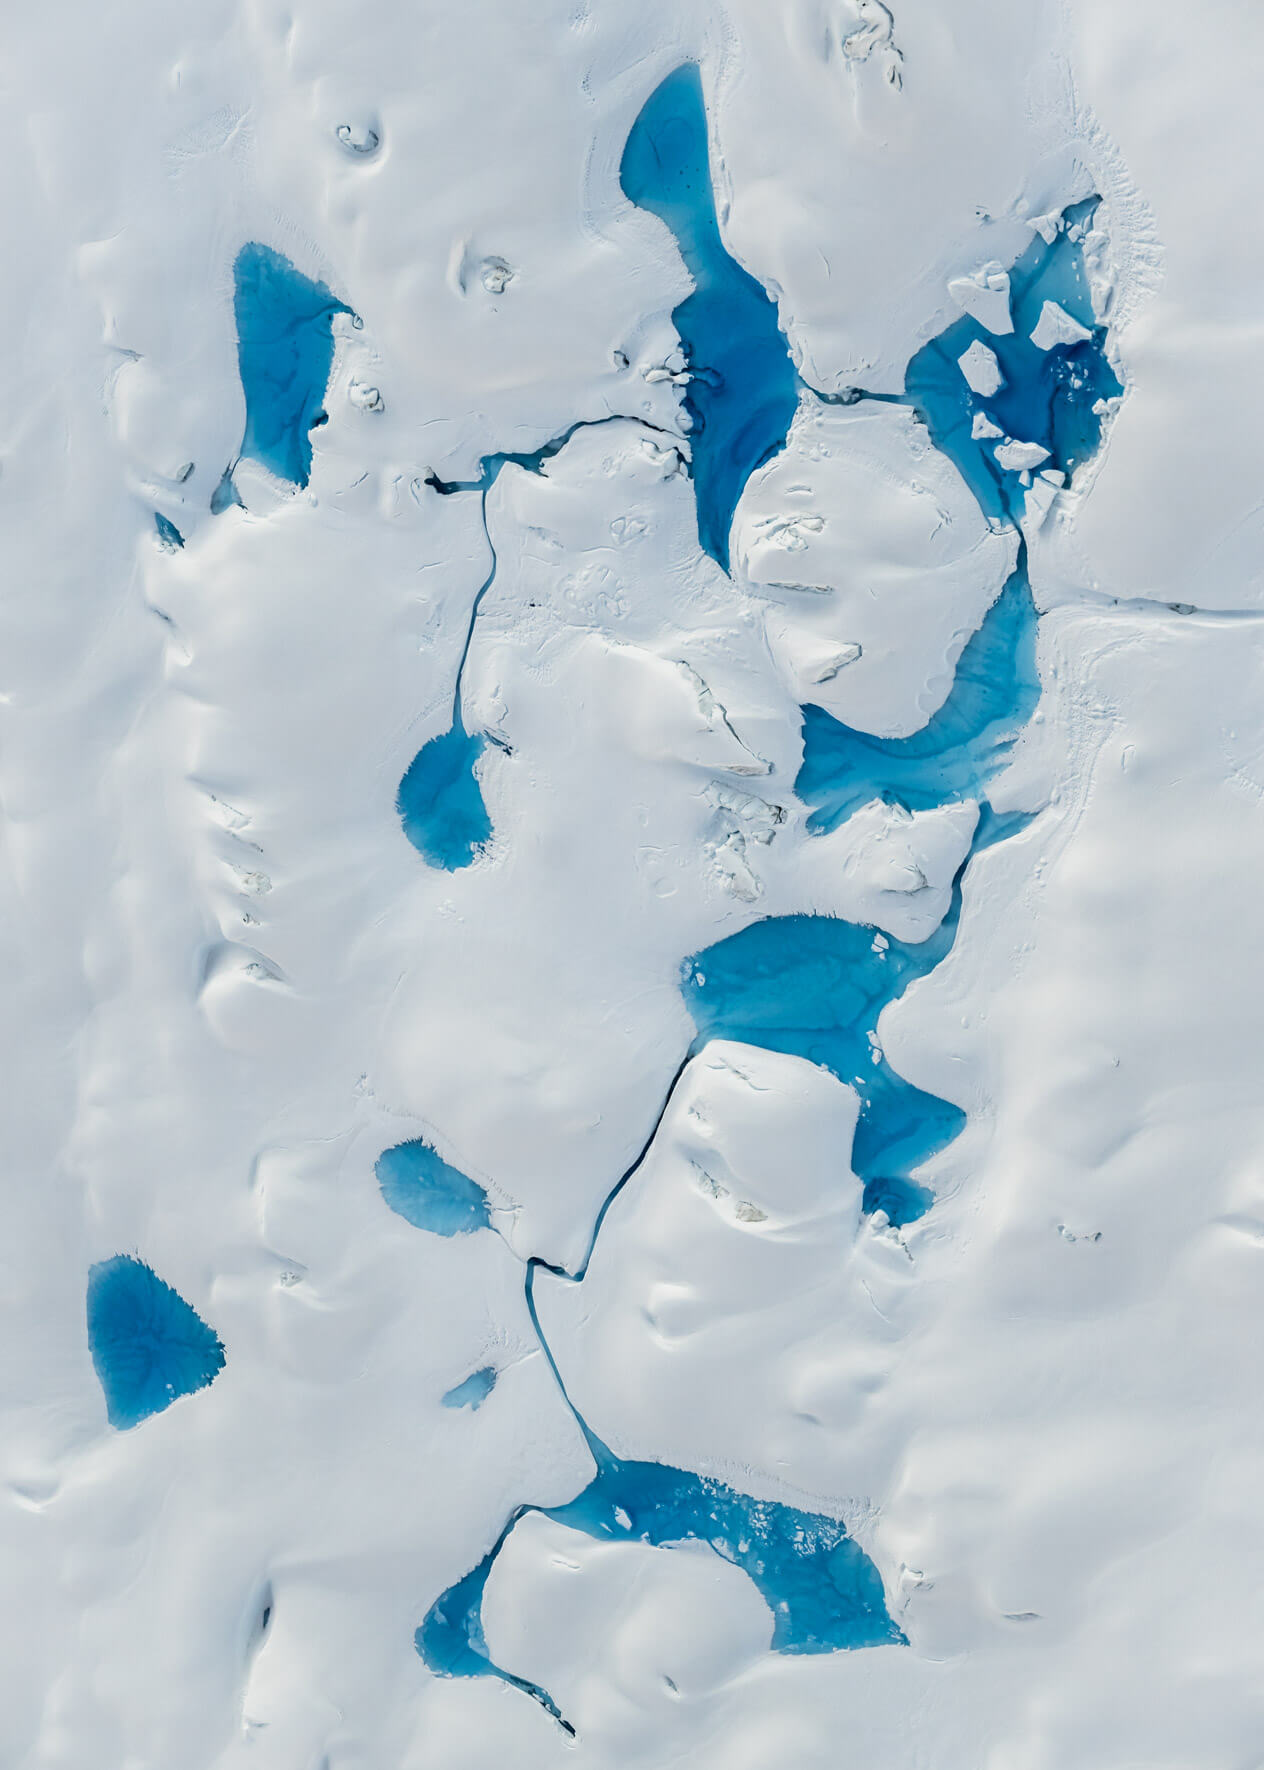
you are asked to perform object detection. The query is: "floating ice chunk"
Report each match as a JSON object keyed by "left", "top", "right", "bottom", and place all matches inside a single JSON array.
[
  {"left": 947, "top": 261, "right": 1014, "bottom": 335},
  {"left": 958, "top": 339, "right": 1003, "bottom": 397},
  {"left": 1027, "top": 210, "right": 1063, "bottom": 245},
  {"left": 1030, "top": 299, "right": 1092, "bottom": 351},
  {"left": 971, "top": 411, "right": 1004, "bottom": 440},
  {"left": 995, "top": 438, "right": 1051, "bottom": 472}
]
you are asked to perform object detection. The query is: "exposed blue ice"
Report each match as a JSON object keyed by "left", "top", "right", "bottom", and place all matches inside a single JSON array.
[
  {"left": 154, "top": 512, "right": 185, "bottom": 549},
  {"left": 87, "top": 1255, "right": 225, "bottom": 1430},
  {"left": 442, "top": 1367, "right": 498, "bottom": 1411},
  {"left": 396, "top": 718, "right": 493, "bottom": 870},
  {"left": 232, "top": 242, "right": 352, "bottom": 489},
  {"left": 376, "top": 1138, "right": 493, "bottom": 1236},
  {"left": 620, "top": 63, "right": 798, "bottom": 571}
]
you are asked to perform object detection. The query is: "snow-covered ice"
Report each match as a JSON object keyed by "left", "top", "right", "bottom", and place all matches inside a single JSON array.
[{"left": 4, "top": 2, "right": 1264, "bottom": 1767}]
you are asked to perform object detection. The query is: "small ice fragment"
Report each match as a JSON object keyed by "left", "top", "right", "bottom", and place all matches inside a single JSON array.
[
  {"left": 947, "top": 262, "right": 1013, "bottom": 335},
  {"left": 1030, "top": 300, "right": 1092, "bottom": 351},
  {"left": 958, "top": 340, "right": 1003, "bottom": 398},
  {"left": 995, "top": 438, "right": 1050, "bottom": 472},
  {"left": 971, "top": 411, "right": 1004, "bottom": 440},
  {"left": 1028, "top": 211, "right": 1062, "bottom": 244}
]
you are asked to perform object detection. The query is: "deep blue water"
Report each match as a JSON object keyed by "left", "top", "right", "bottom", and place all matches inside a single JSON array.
[
  {"left": 377, "top": 1138, "right": 492, "bottom": 1236},
  {"left": 232, "top": 243, "right": 352, "bottom": 489},
  {"left": 396, "top": 718, "right": 493, "bottom": 870},
  {"left": 154, "top": 513, "right": 185, "bottom": 549},
  {"left": 620, "top": 63, "right": 799, "bottom": 571},
  {"left": 442, "top": 1366, "right": 498, "bottom": 1411},
  {"left": 87, "top": 1256, "right": 225, "bottom": 1430}
]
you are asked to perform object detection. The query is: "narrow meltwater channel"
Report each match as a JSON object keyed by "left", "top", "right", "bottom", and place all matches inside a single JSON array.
[{"left": 397, "top": 416, "right": 685, "bottom": 869}]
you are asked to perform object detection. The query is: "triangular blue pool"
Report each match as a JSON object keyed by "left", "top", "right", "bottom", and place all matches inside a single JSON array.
[{"left": 87, "top": 1256, "right": 225, "bottom": 1430}]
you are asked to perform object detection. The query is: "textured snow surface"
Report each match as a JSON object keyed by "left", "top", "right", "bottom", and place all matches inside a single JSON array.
[{"left": 5, "top": 2, "right": 1264, "bottom": 1767}]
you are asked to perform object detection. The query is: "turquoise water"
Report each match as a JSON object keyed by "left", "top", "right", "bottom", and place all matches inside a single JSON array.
[
  {"left": 376, "top": 1139, "right": 492, "bottom": 1236},
  {"left": 620, "top": 64, "right": 798, "bottom": 571},
  {"left": 396, "top": 718, "right": 493, "bottom": 870},
  {"left": 87, "top": 1256, "right": 225, "bottom": 1430},
  {"left": 232, "top": 243, "right": 352, "bottom": 489},
  {"left": 442, "top": 1367, "right": 498, "bottom": 1411},
  {"left": 154, "top": 513, "right": 185, "bottom": 549}
]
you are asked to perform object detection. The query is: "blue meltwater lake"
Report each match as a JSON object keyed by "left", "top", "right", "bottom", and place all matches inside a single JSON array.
[
  {"left": 376, "top": 1138, "right": 493, "bottom": 1236},
  {"left": 620, "top": 62, "right": 799, "bottom": 571},
  {"left": 231, "top": 242, "right": 352, "bottom": 490},
  {"left": 87, "top": 1256, "right": 225, "bottom": 1430}
]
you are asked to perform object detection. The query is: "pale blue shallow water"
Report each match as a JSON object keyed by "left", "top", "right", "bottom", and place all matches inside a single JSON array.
[
  {"left": 376, "top": 1138, "right": 493, "bottom": 1236},
  {"left": 232, "top": 242, "right": 352, "bottom": 489},
  {"left": 154, "top": 512, "right": 185, "bottom": 549},
  {"left": 442, "top": 1367, "right": 498, "bottom": 1411},
  {"left": 87, "top": 1256, "right": 225, "bottom": 1430},
  {"left": 620, "top": 63, "right": 799, "bottom": 571}
]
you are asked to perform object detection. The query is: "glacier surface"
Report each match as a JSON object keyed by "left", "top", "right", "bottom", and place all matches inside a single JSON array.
[{"left": 4, "top": 2, "right": 1264, "bottom": 1767}]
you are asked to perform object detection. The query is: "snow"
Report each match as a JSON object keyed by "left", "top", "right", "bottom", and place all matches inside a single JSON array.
[
  {"left": 3, "top": 1, "right": 1264, "bottom": 1767},
  {"left": 958, "top": 338, "right": 1004, "bottom": 396},
  {"left": 947, "top": 262, "right": 1015, "bottom": 335},
  {"left": 1029, "top": 298, "right": 1094, "bottom": 351}
]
